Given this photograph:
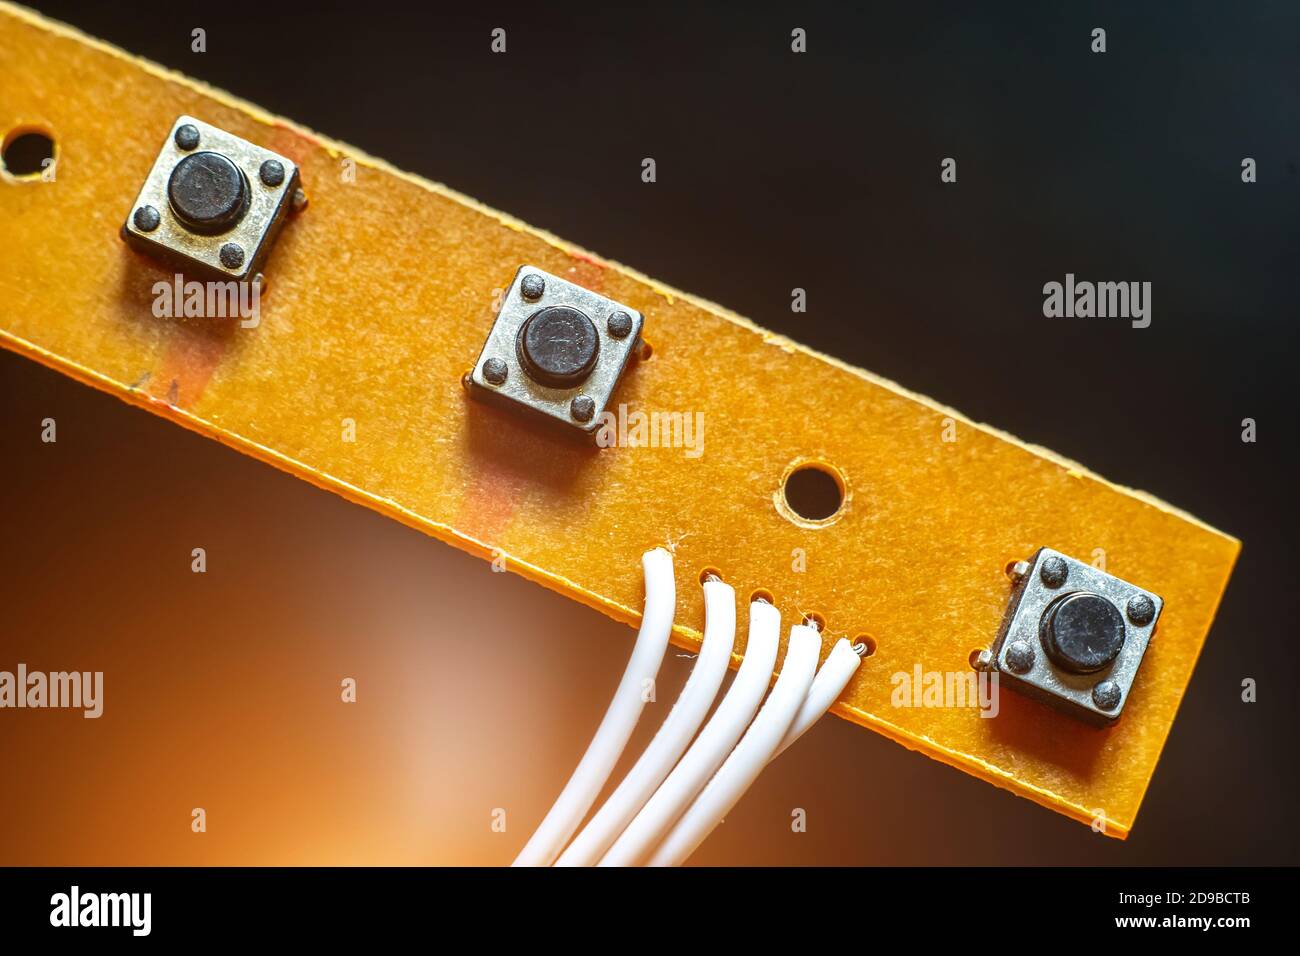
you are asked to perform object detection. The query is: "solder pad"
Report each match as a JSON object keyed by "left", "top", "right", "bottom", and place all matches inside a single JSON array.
[{"left": 0, "top": 3, "right": 1239, "bottom": 837}]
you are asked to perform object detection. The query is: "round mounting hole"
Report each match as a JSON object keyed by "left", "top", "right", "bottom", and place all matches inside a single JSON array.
[
  {"left": 853, "top": 634, "right": 877, "bottom": 658},
  {"left": 749, "top": 588, "right": 775, "bottom": 606},
  {"left": 779, "top": 461, "right": 846, "bottom": 525},
  {"left": 801, "top": 611, "right": 826, "bottom": 632},
  {"left": 637, "top": 338, "right": 654, "bottom": 361},
  {"left": 2, "top": 128, "right": 56, "bottom": 179},
  {"left": 699, "top": 566, "right": 723, "bottom": 585}
]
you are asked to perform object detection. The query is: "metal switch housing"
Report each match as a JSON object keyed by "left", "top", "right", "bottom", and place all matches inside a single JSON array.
[
  {"left": 990, "top": 547, "right": 1163, "bottom": 726},
  {"left": 121, "top": 115, "right": 301, "bottom": 282},
  {"left": 468, "top": 265, "right": 644, "bottom": 434}
]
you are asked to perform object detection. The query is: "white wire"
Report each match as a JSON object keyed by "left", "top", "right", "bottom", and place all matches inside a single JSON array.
[
  {"left": 773, "top": 637, "right": 862, "bottom": 759},
  {"left": 645, "top": 622, "right": 821, "bottom": 867},
  {"left": 555, "top": 578, "right": 737, "bottom": 866},
  {"left": 512, "top": 547, "right": 676, "bottom": 867},
  {"left": 599, "top": 598, "right": 781, "bottom": 867}
]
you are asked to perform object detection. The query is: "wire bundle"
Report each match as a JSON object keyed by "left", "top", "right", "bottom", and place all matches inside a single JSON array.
[{"left": 514, "top": 547, "right": 861, "bottom": 867}]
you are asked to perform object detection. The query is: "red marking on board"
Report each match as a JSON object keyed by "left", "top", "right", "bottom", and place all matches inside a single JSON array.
[
  {"left": 454, "top": 465, "right": 520, "bottom": 548},
  {"left": 262, "top": 123, "right": 315, "bottom": 167},
  {"left": 146, "top": 330, "right": 228, "bottom": 409},
  {"left": 566, "top": 256, "right": 607, "bottom": 294}
]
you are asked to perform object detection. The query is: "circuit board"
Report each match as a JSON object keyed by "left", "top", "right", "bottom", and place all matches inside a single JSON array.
[{"left": 0, "top": 3, "right": 1239, "bottom": 837}]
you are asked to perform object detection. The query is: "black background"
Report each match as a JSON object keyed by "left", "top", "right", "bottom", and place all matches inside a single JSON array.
[{"left": 4, "top": 0, "right": 1298, "bottom": 865}]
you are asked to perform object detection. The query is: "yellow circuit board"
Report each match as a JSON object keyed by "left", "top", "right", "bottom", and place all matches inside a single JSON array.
[{"left": 0, "top": 3, "right": 1239, "bottom": 837}]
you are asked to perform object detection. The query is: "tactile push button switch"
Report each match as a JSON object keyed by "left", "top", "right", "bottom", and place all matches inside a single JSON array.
[
  {"left": 468, "top": 265, "right": 645, "bottom": 435},
  {"left": 988, "top": 547, "right": 1163, "bottom": 725},
  {"left": 1039, "top": 591, "right": 1126, "bottom": 674},
  {"left": 518, "top": 306, "right": 600, "bottom": 387},
  {"left": 122, "top": 115, "right": 303, "bottom": 282},
  {"left": 167, "top": 151, "right": 249, "bottom": 233}
]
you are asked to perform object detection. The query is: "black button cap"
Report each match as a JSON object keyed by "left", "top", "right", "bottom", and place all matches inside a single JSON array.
[
  {"left": 167, "top": 151, "right": 249, "bottom": 234},
  {"left": 1039, "top": 591, "right": 1126, "bottom": 674},
  {"left": 517, "top": 306, "right": 600, "bottom": 387}
]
